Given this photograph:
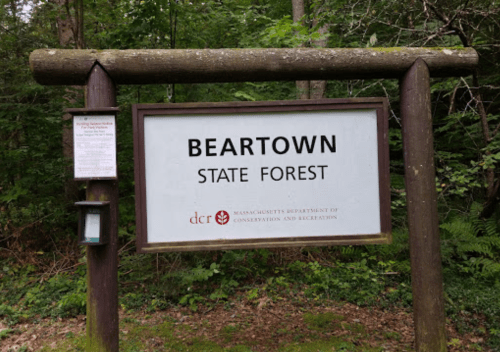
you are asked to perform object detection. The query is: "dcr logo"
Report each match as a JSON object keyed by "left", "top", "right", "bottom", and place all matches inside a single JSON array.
[
  {"left": 190, "top": 210, "right": 230, "bottom": 225},
  {"left": 215, "top": 210, "right": 229, "bottom": 225}
]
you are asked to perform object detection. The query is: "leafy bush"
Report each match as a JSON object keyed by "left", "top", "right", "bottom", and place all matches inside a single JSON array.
[
  {"left": 441, "top": 203, "right": 500, "bottom": 281},
  {"left": 0, "top": 263, "right": 87, "bottom": 324},
  {"left": 285, "top": 257, "right": 412, "bottom": 307},
  {"left": 56, "top": 275, "right": 87, "bottom": 316}
]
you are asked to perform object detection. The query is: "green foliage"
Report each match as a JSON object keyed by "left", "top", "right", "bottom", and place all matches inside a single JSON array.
[
  {"left": 445, "top": 278, "right": 500, "bottom": 348},
  {"left": 55, "top": 275, "right": 87, "bottom": 316},
  {"left": 434, "top": 110, "right": 489, "bottom": 198},
  {"left": 440, "top": 203, "right": 500, "bottom": 280},
  {"left": 303, "top": 312, "right": 345, "bottom": 330},
  {"left": 284, "top": 257, "right": 411, "bottom": 307},
  {"left": 0, "top": 328, "right": 13, "bottom": 339},
  {"left": 0, "top": 0, "right": 76, "bottom": 248},
  {"left": 0, "top": 263, "right": 87, "bottom": 324},
  {"left": 177, "top": 262, "right": 221, "bottom": 310},
  {"left": 180, "top": 262, "right": 221, "bottom": 287},
  {"left": 171, "top": 249, "right": 273, "bottom": 310},
  {"left": 383, "top": 331, "right": 401, "bottom": 341},
  {"left": 260, "top": 16, "right": 312, "bottom": 47},
  {"left": 41, "top": 316, "right": 389, "bottom": 351},
  {"left": 121, "top": 292, "right": 149, "bottom": 312}
]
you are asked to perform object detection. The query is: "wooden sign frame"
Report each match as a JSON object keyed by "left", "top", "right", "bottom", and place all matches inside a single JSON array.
[{"left": 133, "top": 98, "right": 391, "bottom": 253}]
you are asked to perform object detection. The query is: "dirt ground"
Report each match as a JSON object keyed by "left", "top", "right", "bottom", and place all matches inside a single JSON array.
[{"left": 0, "top": 294, "right": 489, "bottom": 352}]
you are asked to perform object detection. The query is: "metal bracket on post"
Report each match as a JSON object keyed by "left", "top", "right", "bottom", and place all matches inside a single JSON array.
[{"left": 401, "top": 58, "right": 447, "bottom": 352}]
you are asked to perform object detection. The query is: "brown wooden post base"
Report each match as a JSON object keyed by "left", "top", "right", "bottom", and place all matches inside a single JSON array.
[
  {"left": 401, "top": 58, "right": 447, "bottom": 352},
  {"left": 85, "top": 64, "right": 119, "bottom": 352}
]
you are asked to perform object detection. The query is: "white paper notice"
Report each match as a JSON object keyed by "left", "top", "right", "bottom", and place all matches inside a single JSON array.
[
  {"left": 84, "top": 213, "right": 100, "bottom": 242},
  {"left": 73, "top": 115, "right": 117, "bottom": 178}
]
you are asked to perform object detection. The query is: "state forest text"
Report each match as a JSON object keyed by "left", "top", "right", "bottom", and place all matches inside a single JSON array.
[{"left": 188, "top": 135, "right": 336, "bottom": 184}]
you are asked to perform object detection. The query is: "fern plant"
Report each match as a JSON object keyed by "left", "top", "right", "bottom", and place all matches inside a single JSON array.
[{"left": 440, "top": 203, "right": 500, "bottom": 280}]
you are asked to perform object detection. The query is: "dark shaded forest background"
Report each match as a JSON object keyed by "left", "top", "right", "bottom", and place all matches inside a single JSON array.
[{"left": 1, "top": 0, "right": 500, "bottom": 349}]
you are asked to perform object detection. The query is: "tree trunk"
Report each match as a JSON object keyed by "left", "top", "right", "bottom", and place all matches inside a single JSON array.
[
  {"left": 310, "top": 10, "right": 329, "bottom": 99},
  {"left": 473, "top": 69, "right": 500, "bottom": 218},
  {"left": 51, "top": 0, "right": 84, "bottom": 48},
  {"left": 292, "top": 0, "right": 310, "bottom": 99},
  {"left": 50, "top": 0, "right": 85, "bottom": 201},
  {"left": 292, "top": 0, "right": 328, "bottom": 99}
]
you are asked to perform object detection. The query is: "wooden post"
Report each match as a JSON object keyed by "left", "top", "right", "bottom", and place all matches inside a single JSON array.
[
  {"left": 401, "top": 58, "right": 447, "bottom": 352},
  {"left": 85, "top": 63, "right": 119, "bottom": 352}
]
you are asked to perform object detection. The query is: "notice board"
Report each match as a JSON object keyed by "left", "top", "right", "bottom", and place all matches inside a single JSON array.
[
  {"left": 73, "top": 115, "right": 117, "bottom": 180},
  {"left": 133, "top": 99, "right": 391, "bottom": 252}
]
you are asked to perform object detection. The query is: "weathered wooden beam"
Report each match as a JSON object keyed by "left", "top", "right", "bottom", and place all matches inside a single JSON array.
[{"left": 30, "top": 47, "right": 478, "bottom": 85}]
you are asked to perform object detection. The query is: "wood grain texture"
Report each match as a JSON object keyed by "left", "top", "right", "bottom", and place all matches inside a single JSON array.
[
  {"left": 401, "top": 58, "right": 447, "bottom": 352},
  {"left": 30, "top": 47, "right": 478, "bottom": 85},
  {"left": 85, "top": 63, "right": 119, "bottom": 352}
]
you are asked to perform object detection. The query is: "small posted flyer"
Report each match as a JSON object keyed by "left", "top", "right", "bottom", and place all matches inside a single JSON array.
[{"left": 73, "top": 115, "right": 117, "bottom": 179}]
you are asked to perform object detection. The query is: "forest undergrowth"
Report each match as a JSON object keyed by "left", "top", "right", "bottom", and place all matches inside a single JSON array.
[{"left": 1, "top": 216, "right": 500, "bottom": 350}]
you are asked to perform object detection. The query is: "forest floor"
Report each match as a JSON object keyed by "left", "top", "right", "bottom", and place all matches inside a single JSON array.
[{"left": 0, "top": 293, "right": 489, "bottom": 352}]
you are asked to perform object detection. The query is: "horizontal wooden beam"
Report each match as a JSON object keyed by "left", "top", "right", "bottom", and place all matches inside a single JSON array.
[{"left": 30, "top": 47, "right": 478, "bottom": 85}]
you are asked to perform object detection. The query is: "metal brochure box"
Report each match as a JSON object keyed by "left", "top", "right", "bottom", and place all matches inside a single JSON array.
[{"left": 75, "top": 201, "right": 111, "bottom": 245}]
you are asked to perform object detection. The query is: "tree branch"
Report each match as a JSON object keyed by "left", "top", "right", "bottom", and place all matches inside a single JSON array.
[{"left": 421, "top": 0, "right": 470, "bottom": 47}]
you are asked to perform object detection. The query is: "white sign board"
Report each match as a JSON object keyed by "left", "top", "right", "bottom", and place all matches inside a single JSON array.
[
  {"left": 73, "top": 115, "right": 117, "bottom": 179},
  {"left": 133, "top": 100, "right": 391, "bottom": 252}
]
